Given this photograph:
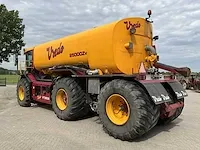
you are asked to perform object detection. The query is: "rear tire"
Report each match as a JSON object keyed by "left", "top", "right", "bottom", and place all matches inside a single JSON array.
[
  {"left": 97, "top": 79, "right": 160, "bottom": 141},
  {"left": 51, "top": 77, "right": 89, "bottom": 121},
  {"left": 16, "top": 78, "right": 31, "bottom": 107}
]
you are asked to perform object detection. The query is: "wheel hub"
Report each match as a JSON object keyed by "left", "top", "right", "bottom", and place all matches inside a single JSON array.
[
  {"left": 56, "top": 89, "right": 68, "bottom": 110},
  {"left": 106, "top": 94, "right": 130, "bottom": 125},
  {"left": 18, "top": 86, "right": 25, "bottom": 101}
]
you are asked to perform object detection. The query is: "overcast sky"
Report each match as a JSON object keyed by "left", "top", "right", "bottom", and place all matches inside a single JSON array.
[{"left": 1, "top": 0, "right": 200, "bottom": 72}]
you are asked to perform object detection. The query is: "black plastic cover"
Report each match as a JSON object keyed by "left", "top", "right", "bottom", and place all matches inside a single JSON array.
[
  {"left": 141, "top": 80, "right": 187, "bottom": 105},
  {"left": 141, "top": 82, "right": 172, "bottom": 104},
  {"left": 167, "top": 81, "right": 188, "bottom": 99}
]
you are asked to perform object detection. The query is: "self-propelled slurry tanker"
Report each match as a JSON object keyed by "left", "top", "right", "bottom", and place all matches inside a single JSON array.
[{"left": 17, "top": 10, "right": 190, "bottom": 141}]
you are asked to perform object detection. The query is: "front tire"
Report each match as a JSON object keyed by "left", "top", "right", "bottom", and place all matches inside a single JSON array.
[
  {"left": 51, "top": 77, "right": 89, "bottom": 121},
  {"left": 16, "top": 78, "right": 31, "bottom": 107},
  {"left": 97, "top": 79, "right": 160, "bottom": 141}
]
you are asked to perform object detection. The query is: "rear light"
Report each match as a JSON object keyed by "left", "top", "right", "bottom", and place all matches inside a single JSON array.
[
  {"left": 139, "top": 62, "right": 146, "bottom": 74},
  {"left": 148, "top": 10, "right": 152, "bottom": 16},
  {"left": 138, "top": 62, "right": 146, "bottom": 80}
]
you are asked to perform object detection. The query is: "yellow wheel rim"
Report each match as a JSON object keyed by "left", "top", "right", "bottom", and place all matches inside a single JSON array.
[
  {"left": 106, "top": 94, "right": 130, "bottom": 125},
  {"left": 18, "top": 86, "right": 25, "bottom": 101},
  {"left": 56, "top": 89, "right": 68, "bottom": 110}
]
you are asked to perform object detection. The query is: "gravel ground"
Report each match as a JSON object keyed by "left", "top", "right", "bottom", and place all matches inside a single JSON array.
[{"left": 0, "top": 85, "right": 200, "bottom": 150}]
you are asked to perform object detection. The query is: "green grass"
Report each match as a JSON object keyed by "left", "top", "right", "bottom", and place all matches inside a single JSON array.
[{"left": 0, "top": 74, "right": 19, "bottom": 85}]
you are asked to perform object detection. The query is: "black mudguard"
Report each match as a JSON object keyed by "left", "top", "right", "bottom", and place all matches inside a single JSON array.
[
  {"left": 167, "top": 81, "right": 188, "bottom": 99},
  {"left": 139, "top": 80, "right": 188, "bottom": 105}
]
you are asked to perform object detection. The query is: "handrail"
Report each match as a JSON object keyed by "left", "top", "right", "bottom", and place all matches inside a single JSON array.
[{"left": 17, "top": 60, "right": 34, "bottom": 75}]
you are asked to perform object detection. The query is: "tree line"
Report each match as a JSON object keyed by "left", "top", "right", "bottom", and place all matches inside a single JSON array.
[{"left": 0, "top": 67, "right": 17, "bottom": 75}]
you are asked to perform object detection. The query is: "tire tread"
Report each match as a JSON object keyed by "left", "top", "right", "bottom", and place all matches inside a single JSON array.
[
  {"left": 98, "top": 79, "right": 160, "bottom": 141},
  {"left": 16, "top": 78, "right": 31, "bottom": 107},
  {"left": 51, "top": 77, "right": 89, "bottom": 121}
]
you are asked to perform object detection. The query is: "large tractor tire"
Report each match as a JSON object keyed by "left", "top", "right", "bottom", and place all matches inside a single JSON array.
[
  {"left": 51, "top": 77, "right": 89, "bottom": 121},
  {"left": 16, "top": 78, "right": 31, "bottom": 107},
  {"left": 97, "top": 79, "right": 160, "bottom": 141},
  {"left": 158, "top": 98, "right": 184, "bottom": 125}
]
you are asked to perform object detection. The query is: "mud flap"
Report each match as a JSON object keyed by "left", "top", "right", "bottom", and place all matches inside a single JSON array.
[
  {"left": 166, "top": 81, "right": 188, "bottom": 99},
  {"left": 140, "top": 80, "right": 188, "bottom": 105},
  {"left": 141, "top": 82, "right": 172, "bottom": 104}
]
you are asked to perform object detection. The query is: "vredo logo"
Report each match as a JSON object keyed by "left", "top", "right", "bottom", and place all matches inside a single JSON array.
[
  {"left": 124, "top": 21, "right": 141, "bottom": 30},
  {"left": 46, "top": 42, "right": 64, "bottom": 60}
]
